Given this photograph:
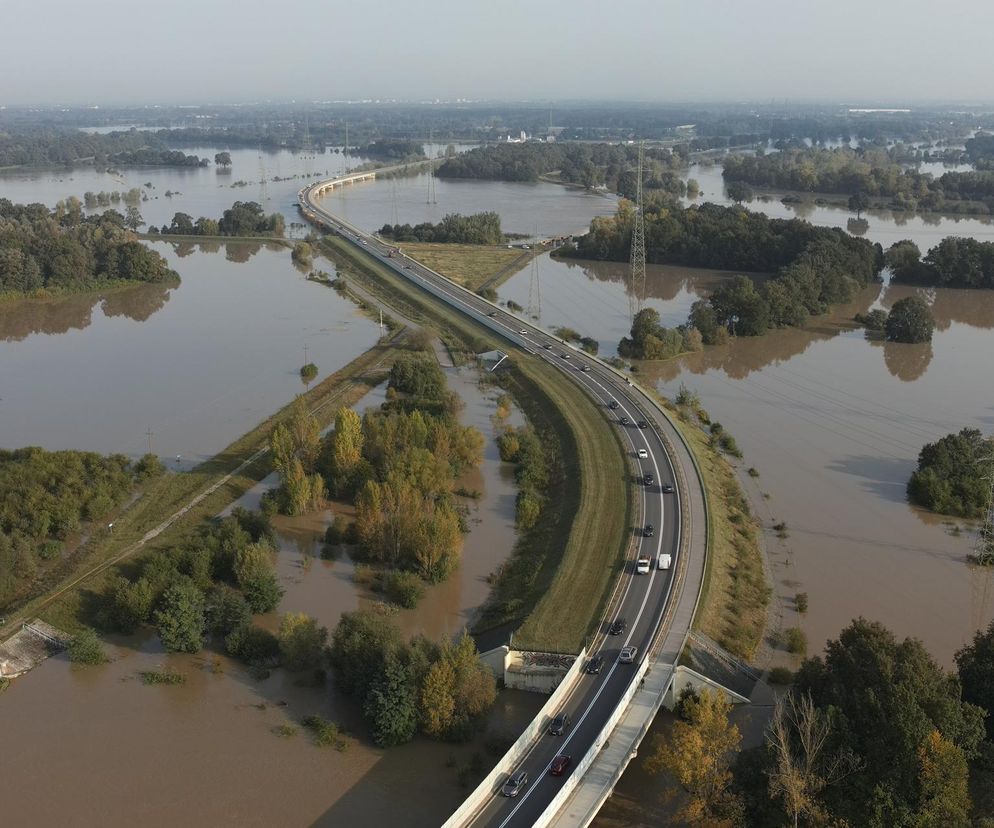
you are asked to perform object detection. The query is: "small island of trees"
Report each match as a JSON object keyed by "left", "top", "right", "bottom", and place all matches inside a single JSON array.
[
  {"left": 378, "top": 212, "right": 504, "bottom": 245},
  {"left": 907, "top": 428, "right": 993, "bottom": 519},
  {"left": 152, "top": 201, "right": 285, "bottom": 238}
]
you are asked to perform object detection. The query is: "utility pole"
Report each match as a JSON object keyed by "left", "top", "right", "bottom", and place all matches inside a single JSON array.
[
  {"left": 303, "top": 342, "right": 309, "bottom": 366},
  {"left": 629, "top": 140, "right": 647, "bottom": 324},
  {"left": 427, "top": 127, "right": 437, "bottom": 205},
  {"left": 145, "top": 427, "right": 154, "bottom": 456}
]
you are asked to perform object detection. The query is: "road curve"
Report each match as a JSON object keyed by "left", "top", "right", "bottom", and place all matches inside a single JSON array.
[{"left": 299, "top": 180, "right": 695, "bottom": 828}]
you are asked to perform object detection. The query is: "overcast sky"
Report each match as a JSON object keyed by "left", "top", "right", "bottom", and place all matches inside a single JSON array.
[{"left": 2, "top": 0, "right": 989, "bottom": 106}]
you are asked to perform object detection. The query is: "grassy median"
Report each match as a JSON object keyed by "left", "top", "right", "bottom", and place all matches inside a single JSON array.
[{"left": 394, "top": 242, "right": 529, "bottom": 292}]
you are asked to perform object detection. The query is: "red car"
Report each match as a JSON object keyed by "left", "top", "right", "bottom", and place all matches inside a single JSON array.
[{"left": 550, "top": 754, "right": 571, "bottom": 776}]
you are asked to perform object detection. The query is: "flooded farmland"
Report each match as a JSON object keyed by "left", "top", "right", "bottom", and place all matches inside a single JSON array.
[{"left": 0, "top": 241, "right": 381, "bottom": 464}]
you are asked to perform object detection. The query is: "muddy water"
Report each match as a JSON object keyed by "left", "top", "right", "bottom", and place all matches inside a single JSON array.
[
  {"left": 0, "top": 635, "right": 543, "bottom": 828},
  {"left": 0, "top": 241, "right": 380, "bottom": 465},
  {"left": 0, "top": 367, "right": 536, "bottom": 827},
  {"left": 317, "top": 172, "right": 618, "bottom": 238},
  {"left": 0, "top": 145, "right": 377, "bottom": 236},
  {"left": 529, "top": 252, "right": 994, "bottom": 662}
]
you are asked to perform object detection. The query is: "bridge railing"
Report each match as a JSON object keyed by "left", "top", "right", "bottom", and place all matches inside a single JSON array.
[{"left": 440, "top": 648, "right": 587, "bottom": 828}]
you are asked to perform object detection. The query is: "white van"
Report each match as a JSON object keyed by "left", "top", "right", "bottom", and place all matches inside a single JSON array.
[
  {"left": 636, "top": 557, "right": 651, "bottom": 574},
  {"left": 657, "top": 553, "right": 672, "bottom": 570}
]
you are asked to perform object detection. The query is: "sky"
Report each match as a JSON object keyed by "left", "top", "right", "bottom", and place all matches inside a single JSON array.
[{"left": 1, "top": 0, "right": 990, "bottom": 106}]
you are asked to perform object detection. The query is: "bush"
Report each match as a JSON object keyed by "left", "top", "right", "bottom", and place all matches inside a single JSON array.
[
  {"left": 66, "top": 627, "right": 106, "bottom": 665},
  {"left": 302, "top": 714, "right": 348, "bottom": 750},
  {"left": 382, "top": 570, "right": 425, "bottom": 609},
  {"left": 278, "top": 613, "right": 328, "bottom": 671},
  {"left": 139, "top": 669, "right": 186, "bottom": 685},
  {"left": 154, "top": 582, "right": 205, "bottom": 653},
  {"left": 794, "top": 592, "right": 809, "bottom": 614},
  {"left": 225, "top": 623, "right": 281, "bottom": 665},
  {"left": 300, "top": 363, "right": 318, "bottom": 382},
  {"left": 785, "top": 627, "right": 807, "bottom": 655},
  {"left": 747, "top": 467, "right": 759, "bottom": 477},
  {"left": 885, "top": 295, "right": 934, "bottom": 343},
  {"left": 767, "top": 666, "right": 794, "bottom": 685}
]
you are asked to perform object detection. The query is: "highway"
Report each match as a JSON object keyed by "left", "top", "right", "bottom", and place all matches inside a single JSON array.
[{"left": 299, "top": 180, "right": 689, "bottom": 828}]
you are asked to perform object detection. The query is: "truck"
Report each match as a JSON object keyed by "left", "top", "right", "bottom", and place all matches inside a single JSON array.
[{"left": 657, "top": 553, "right": 672, "bottom": 570}]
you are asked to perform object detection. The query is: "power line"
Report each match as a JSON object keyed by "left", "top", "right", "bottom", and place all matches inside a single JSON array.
[{"left": 629, "top": 141, "right": 646, "bottom": 323}]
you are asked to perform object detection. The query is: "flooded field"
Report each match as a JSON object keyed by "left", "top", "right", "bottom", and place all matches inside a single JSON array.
[
  {"left": 506, "top": 249, "right": 994, "bottom": 663},
  {"left": 0, "top": 241, "right": 380, "bottom": 465},
  {"left": 0, "top": 362, "right": 531, "bottom": 827}
]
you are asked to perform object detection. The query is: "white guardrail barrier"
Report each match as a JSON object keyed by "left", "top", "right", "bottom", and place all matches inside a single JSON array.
[{"left": 440, "top": 648, "right": 588, "bottom": 828}]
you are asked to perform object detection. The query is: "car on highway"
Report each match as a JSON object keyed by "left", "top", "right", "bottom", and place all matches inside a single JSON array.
[
  {"left": 560, "top": 352, "right": 571, "bottom": 359},
  {"left": 519, "top": 329, "right": 528, "bottom": 335},
  {"left": 644, "top": 472, "right": 654, "bottom": 486},
  {"left": 661, "top": 484, "right": 675, "bottom": 494},
  {"left": 620, "top": 416, "right": 630, "bottom": 425},
  {"left": 608, "top": 400, "right": 619, "bottom": 410},
  {"left": 543, "top": 343, "right": 553, "bottom": 350},
  {"left": 619, "top": 646, "right": 638, "bottom": 664},
  {"left": 501, "top": 769, "right": 529, "bottom": 797},
  {"left": 548, "top": 712, "right": 571, "bottom": 736},
  {"left": 637, "top": 420, "right": 649, "bottom": 429},
  {"left": 403, "top": 264, "right": 413, "bottom": 269},
  {"left": 636, "top": 556, "right": 651, "bottom": 574},
  {"left": 609, "top": 617, "right": 627, "bottom": 636},
  {"left": 549, "top": 755, "right": 571, "bottom": 776},
  {"left": 581, "top": 365, "right": 591, "bottom": 372},
  {"left": 644, "top": 523, "right": 654, "bottom": 537},
  {"left": 585, "top": 656, "right": 605, "bottom": 674},
  {"left": 488, "top": 310, "right": 497, "bottom": 317},
  {"left": 637, "top": 448, "right": 648, "bottom": 459}
]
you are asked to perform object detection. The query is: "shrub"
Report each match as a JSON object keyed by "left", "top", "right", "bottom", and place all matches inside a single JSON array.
[
  {"left": 139, "top": 669, "right": 186, "bottom": 685},
  {"left": 785, "top": 627, "right": 807, "bottom": 655},
  {"left": 747, "top": 467, "right": 759, "bottom": 478},
  {"left": 66, "top": 627, "right": 106, "bottom": 665},
  {"left": 278, "top": 613, "right": 329, "bottom": 672},
  {"left": 302, "top": 714, "right": 348, "bottom": 750},
  {"left": 225, "top": 623, "right": 281, "bottom": 665},
  {"left": 794, "top": 592, "right": 809, "bottom": 614},
  {"left": 300, "top": 363, "right": 318, "bottom": 382},
  {"left": 382, "top": 570, "right": 425, "bottom": 609},
  {"left": 154, "top": 582, "right": 205, "bottom": 653},
  {"left": 767, "top": 666, "right": 794, "bottom": 685}
]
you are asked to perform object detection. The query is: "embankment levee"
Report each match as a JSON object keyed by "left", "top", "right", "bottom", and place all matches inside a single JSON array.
[{"left": 0, "top": 323, "right": 406, "bottom": 654}]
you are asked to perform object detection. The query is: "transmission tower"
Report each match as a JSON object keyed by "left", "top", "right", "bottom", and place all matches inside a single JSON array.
[
  {"left": 527, "top": 226, "right": 542, "bottom": 321},
  {"left": 343, "top": 121, "right": 349, "bottom": 176},
  {"left": 426, "top": 127, "right": 437, "bottom": 205},
  {"left": 258, "top": 145, "right": 268, "bottom": 204},
  {"left": 628, "top": 140, "right": 647, "bottom": 322},
  {"left": 302, "top": 113, "right": 313, "bottom": 177}
]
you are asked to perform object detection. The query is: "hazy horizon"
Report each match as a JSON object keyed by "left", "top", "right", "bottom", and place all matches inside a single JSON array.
[{"left": 2, "top": 0, "right": 991, "bottom": 106}]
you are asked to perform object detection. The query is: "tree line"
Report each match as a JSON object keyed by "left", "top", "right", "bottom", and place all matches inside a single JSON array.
[
  {"left": 150, "top": 201, "right": 285, "bottom": 238},
  {"left": 723, "top": 146, "right": 994, "bottom": 215},
  {"left": 353, "top": 138, "right": 426, "bottom": 160},
  {"left": 0, "top": 448, "right": 163, "bottom": 611},
  {"left": 887, "top": 237, "right": 994, "bottom": 289},
  {"left": 648, "top": 617, "right": 994, "bottom": 826},
  {"left": 436, "top": 141, "right": 688, "bottom": 192},
  {"left": 0, "top": 127, "right": 204, "bottom": 168},
  {"left": 570, "top": 200, "right": 883, "bottom": 341},
  {"left": 378, "top": 212, "right": 503, "bottom": 245},
  {"left": 0, "top": 198, "right": 178, "bottom": 295}
]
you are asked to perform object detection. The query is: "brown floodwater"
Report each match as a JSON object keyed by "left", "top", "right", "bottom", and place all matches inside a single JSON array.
[
  {"left": 516, "top": 252, "right": 994, "bottom": 663},
  {"left": 0, "top": 241, "right": 380, "bottom": 466},
  {"left": 0, "top": 366, "right": 533, "bottom": 826}
]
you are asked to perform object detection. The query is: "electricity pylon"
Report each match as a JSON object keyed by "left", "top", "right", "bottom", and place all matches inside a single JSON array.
[
  {"left": 527, "top": 229, "right": 542, "bottom": 321},
  {"left": 629, "top": 140, "right": 646, "bottom": 323},
  {"left": 427, "top": 127, "right": 437, "bottom": 205}
]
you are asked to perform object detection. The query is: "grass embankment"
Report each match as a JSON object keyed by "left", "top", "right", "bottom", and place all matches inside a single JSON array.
[
  {"left": 4, "top": 336, "right": 402, "bottom": 635},
  {"left": 317, "top": 235, "right": 631, "bottom": 653},
  {"left": 666, "top": 402, "right": 769, "bottom": 661},
  {"left": 393, "top": 242, "right": 530, "bottom": 292}
]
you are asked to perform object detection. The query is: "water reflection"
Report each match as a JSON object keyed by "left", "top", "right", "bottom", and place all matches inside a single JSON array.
[
  {"left": 0, "top": 281, "right": 174, "bottom": 342},
  {"left": 878, "top": 338, "right": 934, "bottom": 382}
]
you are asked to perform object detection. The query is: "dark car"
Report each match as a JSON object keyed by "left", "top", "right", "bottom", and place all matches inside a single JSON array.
[
  {"left": 550, "top": 755, "right": 572, "bottom": 776},
  {"left": 586, "top": 656, "right": 605, "bottom": 675},
  {"left": 661, "top": 484, "right": 675, "bottom": 494},
  {"left": 488, "top": 310, "right": 497, "bottom": 317},
  {"left": 620, "top": 416, "right": 630, "bottom": 426},
  {"left": 644, "top": 472, "right": 654, "bottom": 486},
  {"left": 637, "top": 420, "right": 649, "bottom": 429},
  {"left": 548, "top": 712, "right": 571, "bottom": 736},
  {"left": 501, "top": 770, "right": 528, "bottom": 797},
  {"left": 544, "top": 343, "right": 553, "bottom": 350},
  {"left": 644, "top": 524, "right": 654, "bottom": 537},
  {"left": 609, "top": 617, "right": 627, "bottom": 636},
  {"left": 608, "top": 400, "right": 619, "bottom": 410}
]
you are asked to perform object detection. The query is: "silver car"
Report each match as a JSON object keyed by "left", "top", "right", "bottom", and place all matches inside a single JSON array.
[{"left": 501, "top": 769, "right": 529, "bottom": 797}]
